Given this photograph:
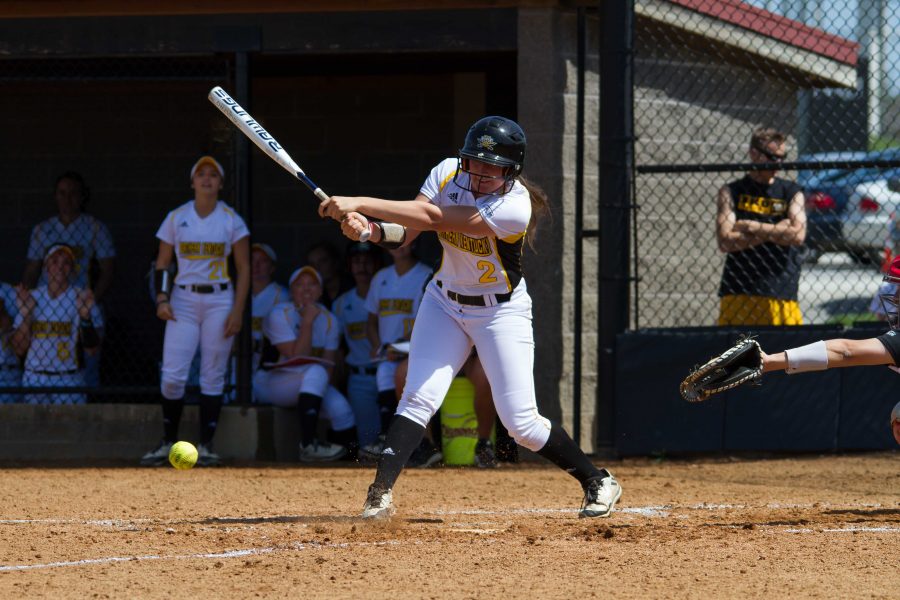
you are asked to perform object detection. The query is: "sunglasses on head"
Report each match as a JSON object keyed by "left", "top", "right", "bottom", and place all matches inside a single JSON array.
[{"left": 753, "top": 144, "right": 786, "bottom": 162}]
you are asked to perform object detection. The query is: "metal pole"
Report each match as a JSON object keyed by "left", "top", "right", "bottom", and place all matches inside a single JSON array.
[
  {"left": 234, "top": 51, "right": 252, "bottom": 407},
  {"left": 573, "top": 6, "right": 586, "bottom": 448},
  {"left": 597, "top": 0, "right": 634, "bottom": 454}
]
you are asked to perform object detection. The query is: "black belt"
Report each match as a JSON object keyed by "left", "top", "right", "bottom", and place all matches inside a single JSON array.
[
  {"left": 179, "top": 283, "right": 229, "bottom": 294},
  {"left": 29, "top": 369, "right": 79, "bottom": 376},
  {"left": 0, "top": 364, "right": 19, "bottom": 372},
  {"left": 349, "top": 365, "right": 377, "bottom": 375},
  {"left": 436, "top": 280, "right": 512, "bottom": 307}
]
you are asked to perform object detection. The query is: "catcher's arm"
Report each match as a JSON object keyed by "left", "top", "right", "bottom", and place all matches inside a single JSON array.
[
  {"left": 680, "top": 337, "right": 763, "bottom": 403},
  {"left": 763, "top": 338, "right": 893, "bottom": 372}
]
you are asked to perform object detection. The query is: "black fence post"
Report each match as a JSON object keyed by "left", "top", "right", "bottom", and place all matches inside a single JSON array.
[
  {"left": 573, "top": 6, "right": 586, "bottom": 448},
  {"left": 597, "top": 0, "right": 634, "bottom": 453},
  {"left": 234, "top": 51, "right": 252, "bottom": 407}
]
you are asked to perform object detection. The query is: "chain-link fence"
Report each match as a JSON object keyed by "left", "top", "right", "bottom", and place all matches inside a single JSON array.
[
  {"left": 0, "top": 56, "right": 233, "bottom": 403},
  {"left": 633, "top": 0, "right": 900, "bottom": 328}
]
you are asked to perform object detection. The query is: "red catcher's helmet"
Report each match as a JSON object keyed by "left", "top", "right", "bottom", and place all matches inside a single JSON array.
[{"left": 879, "top": 257, "right": 900, "bottom": 330}]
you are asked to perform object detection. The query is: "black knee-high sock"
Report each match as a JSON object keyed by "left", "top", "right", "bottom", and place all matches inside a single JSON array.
[
  {"left": 162, "top": 398, "right": 185, "bottom": 443},
  {"left": 330, "top": 426, "right": 359, "bottom": 461},
  {"left": 377, "top": 390, "right": 397, "bottom": 434},
  {"left": 297, "top": 393, "right": 323, "bottom": 446},
  {"left": 198, "top": 394, "right": 223, "bottom": 445},
  {"left": 536, "top": 422, "right": 604, "bottom": 485},
  {"left": 373, "top": 415, "right": 426, "bottom": 489}
]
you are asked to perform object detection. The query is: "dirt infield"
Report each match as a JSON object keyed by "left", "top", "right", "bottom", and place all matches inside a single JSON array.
[{"left": 1, "top": 453, "right": 898, "bottom": 599}]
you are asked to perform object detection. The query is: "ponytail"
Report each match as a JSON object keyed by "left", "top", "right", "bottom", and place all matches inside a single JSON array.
[{"left": 518, "top": 175, "right": 550, "bottom": 250}]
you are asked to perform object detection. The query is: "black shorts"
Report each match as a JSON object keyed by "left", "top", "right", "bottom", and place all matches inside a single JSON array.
[{"left": 876, "top": 330, "right": 900, "bottom": 366}]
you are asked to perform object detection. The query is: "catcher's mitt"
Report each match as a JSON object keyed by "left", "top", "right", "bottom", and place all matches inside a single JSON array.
[{"left": 680, "top": 337, "right": 763, "bottom": 402}]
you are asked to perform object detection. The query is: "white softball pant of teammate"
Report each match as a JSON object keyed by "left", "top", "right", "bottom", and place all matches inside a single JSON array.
[
  {"left": 398, "top": 281, "right": 551, "bottom": 451},
  {"left": 161, "top": 287, "right": 234, "bottom": 399},
  {"left": 375, "top": 360, "right": 399, "bottom": 392},
  {"left": 252, "top": 366, "right": 355, "bottom": 431},
  {"left": 22, "top": 370, "right": 86, "bottom": 405}
]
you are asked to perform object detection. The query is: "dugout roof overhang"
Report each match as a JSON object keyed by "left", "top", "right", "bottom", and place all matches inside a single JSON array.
[{"left": 636, "top": 0, "right": 859, "bottom": 89}]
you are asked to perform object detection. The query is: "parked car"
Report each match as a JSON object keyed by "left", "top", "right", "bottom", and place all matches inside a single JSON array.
[
  {"left": 843, "top": 175, "right": 900, "bottom": 266},
  {"left": 798, "top": 149, "right": 900, "bottom": 264}
]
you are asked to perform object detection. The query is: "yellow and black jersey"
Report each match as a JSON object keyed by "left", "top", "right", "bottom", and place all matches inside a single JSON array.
[{"left": 420, "top": 158, "right": 530, "bottom": 296}]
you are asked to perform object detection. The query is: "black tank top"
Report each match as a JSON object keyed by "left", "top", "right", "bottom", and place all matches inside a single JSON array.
[{"left": 718, "top": 175, "right": 803, "bottom": 300}]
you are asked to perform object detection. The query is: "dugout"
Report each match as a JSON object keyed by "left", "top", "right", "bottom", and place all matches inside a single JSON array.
[
  {"left": 0, "top": 1, "right": 895, "bottom": 461},
  {"left": 0, "top": 1, "right": 589, "bottom": 460}
]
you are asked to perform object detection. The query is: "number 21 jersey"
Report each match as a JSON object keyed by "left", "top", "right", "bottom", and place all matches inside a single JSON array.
[{"left": 156, "top": 201, "right": 249, "bottom": 285}]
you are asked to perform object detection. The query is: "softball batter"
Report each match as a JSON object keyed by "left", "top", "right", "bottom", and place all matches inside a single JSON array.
[
  {"left": 320, "top": 116, "right": 622, "bottom": 518},
  {"left": 140, "top": 156, "right": 250, "bottom": 467}
]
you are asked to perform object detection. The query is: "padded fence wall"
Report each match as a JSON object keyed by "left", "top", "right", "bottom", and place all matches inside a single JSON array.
[{"left": 615, "top": 325, "right": 898, "bottom": 455}]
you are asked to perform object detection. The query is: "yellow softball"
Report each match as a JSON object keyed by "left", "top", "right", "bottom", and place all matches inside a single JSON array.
[{"left": 168, "top": 441, "right": 198, "bottom": 470}]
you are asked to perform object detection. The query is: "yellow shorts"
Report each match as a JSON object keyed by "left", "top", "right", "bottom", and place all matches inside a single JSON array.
[{"left": 718, "top": 295, "right": 803, "bottom": 326}]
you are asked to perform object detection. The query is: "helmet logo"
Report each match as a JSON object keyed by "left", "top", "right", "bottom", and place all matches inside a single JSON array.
[{"left": 476, "top": 135, "right": 497, "bottom": 151}]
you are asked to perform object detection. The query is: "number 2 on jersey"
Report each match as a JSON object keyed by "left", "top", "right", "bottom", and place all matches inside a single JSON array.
[
  {"left": 476, "top": 260, "right": 498, "bottom": 284},
  {"left": 209, "top": 260, "right": 226, "bottom": 281}
]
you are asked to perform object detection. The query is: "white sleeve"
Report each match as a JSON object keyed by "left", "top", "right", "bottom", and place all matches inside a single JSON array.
[
  {"left": 26, "top": 223, "right": 43, "bottom": 261},
  {"left": 477, "top": 185, "right": 531, "bottom": 240},
  {"left": 324, "top": 313, "right": 341, "bottom": 351},
  {"left": 155, "top": 212, "right": 176, "bottom": 245},
  {"left": 93, "top": 219, "right": 116, "bottom": 259},
  {"left": 231, "top": 213, "right": 250, "bottom": 245},
  {"left": 264, "top": 307, "right": 296, "bottom": 346},
  {"left": 419, "top": 158, "right": 457, "bottom": 203}
]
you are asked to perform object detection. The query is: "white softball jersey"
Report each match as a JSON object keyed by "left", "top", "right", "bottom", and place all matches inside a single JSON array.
[
  {"left": 365, "top": 262, "right": 431, "bottom": 346},
  {"left": 255, "top": 302, "right": 346, "bottom": 408},
  {"left": 420, "top": 157, "right": 530, "bottom": 296},
  {"left": 156, "top": 200, "right": 249, "bottom": 285},
  {"left": 252, "top": 282, "right": 289, "bottom": 371},
  {"left": 332, "top": 287, "right": 374, "bottom": 368},
  {"left": 14, "top": 286, "right": 103, "bottom": 374},
  {"left": 27, "top": 214, "right": 116, "bottom": 289},
  {"left": 263, "top": 302, "right": 341, "bottom": 360}
]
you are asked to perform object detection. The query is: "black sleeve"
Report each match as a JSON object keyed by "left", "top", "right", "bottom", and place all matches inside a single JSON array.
[{"left": 875, "top": 331, "right": 900, "bottom": 366}]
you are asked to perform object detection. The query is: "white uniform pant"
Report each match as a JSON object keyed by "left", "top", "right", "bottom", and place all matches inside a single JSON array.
[
  {"left": 22, "top": 370, "right": 86, "bottom": 405},
  {"left": 376, "top": 360, "right": 399, "bottom": 392},
  {"left": 398, "top": 281, "right": 551, "bottom": 451},
  {"left": 253, "top": 365, "right": 355, "bottom": 431},
  {"left": 0, "top": 367, "right": 22, "bottom": 404},
  {"left": 346, "top": 371, "right": 379, "bottom": 446},
  {"left": 161, "top": 286, "right": 234, "bottom": 399}
]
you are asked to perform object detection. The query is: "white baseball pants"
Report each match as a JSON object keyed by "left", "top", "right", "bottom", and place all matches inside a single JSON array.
[
  {"left": 22, "top": 370, "right": 86, "bottom": 405},
  {"left": 397, "top": 280, "right": 551, "bottom": 451},
  {"left": 161, "top": 286, "right": 234, "bottom": 399},
  {"left": 253, "top": 365, "right": 355, "bottom": 431}
]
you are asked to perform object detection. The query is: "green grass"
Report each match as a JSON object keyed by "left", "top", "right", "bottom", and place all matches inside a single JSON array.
[
  {"left": 869, "top": 135, "right": 900, "bottom": 151},
  {"left": 825, "top": 312, "right": 881, "bottom": 327}
]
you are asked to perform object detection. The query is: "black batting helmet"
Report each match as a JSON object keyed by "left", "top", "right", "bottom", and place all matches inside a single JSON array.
[{"left": 455, "top": 116, "right": 526, "bottom": 194}]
